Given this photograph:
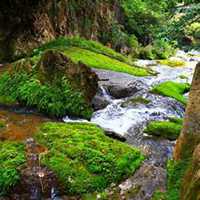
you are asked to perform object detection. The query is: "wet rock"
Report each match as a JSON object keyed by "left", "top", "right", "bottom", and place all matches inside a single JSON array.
[
  {"left": 37, "top": 50, "right": 98, "bottom": 103},
  {"left": 92, "top": 95, "right": 110, "bottom": 111},
  {"left": 107, "top": 162, "right": 167, "bottom": 200},
  {"left": 106, "top": 82, "right": 140, "bottom": 99},
  {"left": 105, "top": 129, "right": 126, "bottom": 142},
  {"left": 93, "top": 68, "right": 148, "bottom": 99}
]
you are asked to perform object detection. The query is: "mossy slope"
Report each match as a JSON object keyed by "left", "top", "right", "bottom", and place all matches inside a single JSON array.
[
  {"left": 151, "top": 81, "right": 190, "bottom": 105},
  {"left": 35, "top": 122, "right": 144, "bottom": 195}
]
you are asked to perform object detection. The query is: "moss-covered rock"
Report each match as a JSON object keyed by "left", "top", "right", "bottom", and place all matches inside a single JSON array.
[
  {"left": 151, "top": 81, "right": 190, "bottom": 105},
  {"left": 144, "top": 119, "right": 183, "bottom": 140},
  {"left": 0, "top": 50, "right": 98, "bottom": 118},
  {"left": 121, "top": 97, "right": 151, "bottom": 108},
  {"left": 34, "top": 122, "right": 144, "bottom": 195},
  {"left": 37, "top": 50, "right": 98, "bottom": 103},
  {"left": 0, "top": 141, "right": 26, "bottom": 196}
]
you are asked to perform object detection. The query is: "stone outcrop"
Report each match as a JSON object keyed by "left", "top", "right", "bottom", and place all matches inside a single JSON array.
[
  {"left": 0, "top": 0, "right": 122, "bottom": 61},
  {"left": 174, "top": 62, "right": 200, "bottom": 199}
]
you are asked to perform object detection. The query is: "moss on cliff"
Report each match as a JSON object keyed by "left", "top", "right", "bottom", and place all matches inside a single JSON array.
[{"left": 35, "top": 122, "right": 144, "bottom": 195}]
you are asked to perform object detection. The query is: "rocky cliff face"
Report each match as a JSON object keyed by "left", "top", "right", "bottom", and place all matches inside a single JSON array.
[
  {"left": 174, "top": 62, "right": 200, "bottom": 199},
  {"left": 0, "top": 0, "right": 121, "bottom": 61}
]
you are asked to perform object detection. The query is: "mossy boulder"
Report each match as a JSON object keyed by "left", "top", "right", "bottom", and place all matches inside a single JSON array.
[
  {"left": 144, "top": 118, "right": 183, "bottom": 140},
  {"left": 0, "top": 141, "right": 26, "bottom": 196},
  {"left": 37, "top": 50, "right": 98, "bottom": 103},
  {"left": 0, "top": 50, "right": 98, "bottom": 118},
  {"left": 151, "top": 81, "right": 190, "bottom": 105},
  {"left": 34, "top": 122, "right": 144, "bottom": 195}
]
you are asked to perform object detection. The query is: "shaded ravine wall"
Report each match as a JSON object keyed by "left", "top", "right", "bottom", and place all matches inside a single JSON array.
[
  {"left": 174, "top": 62, "right": 200, "bottom": 200},
  {"left": 0, "top": 0, "right": 121, "bottom": 61}
]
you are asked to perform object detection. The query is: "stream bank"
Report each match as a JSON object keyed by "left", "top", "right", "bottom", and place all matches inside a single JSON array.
[{"left": 0, "top": 50, "right": 200, "bottom": 199}]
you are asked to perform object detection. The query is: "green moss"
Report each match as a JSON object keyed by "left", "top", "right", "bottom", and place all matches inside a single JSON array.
[
  {"left": 158, "top": 59, "right": 185, "bottom": 67},
  {"left": 0, "top": 141, "right": 26, "bottom": 196},
  {"left": 152, "top": 190, "right": 167, "bottom": 200},
  {"left": 0, "top": 70, "right": 92, "bottom": 119},
  {"left": 35, "top": 122, "right": 144, "bottom": 195},
  {"left": 32, "top": 36, "right": 128, "bottom": 63},
  {"left": 151, "top": 81, "right": 190, "bottom": 105},
  {"left": 0, "top": 95, "right": 17, "bottom": 106},
  {"left": 144, "top": 120, "right": 182, "bottom": 140},
  {"left": 121, "top": 97, "right": 151, "bottom": 107},
  {"left": 31, "top": 36, "right": 150, "bottom": 76},
  {"left": 64, "top": 47, "right": 149, "bottom": 76}
]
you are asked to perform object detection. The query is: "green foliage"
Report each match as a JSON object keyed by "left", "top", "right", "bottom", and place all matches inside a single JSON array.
[
  {"left": 144, "top": 119, "right": 182, "bottom": 140},
  {"left": 0, "top": 141, "right": 26, "bottom": 195},
  {"left": 32, "top": 36, "right": 128, "bottom": 63},
  {"left": 35, "top": 122, "right": 144, "bottom": 195},
  {"left": 185, "top": 22, "right": 200, "bottom": 39},
  {"left": 0, "top": 72, "right": 92, "bottom": 119},
  {"left": 64, "top": 47, "right": 150, "bottom": 76},
  {"left": 139, "top": 39, "right": 176, "bottom": 59},
  {"left": 151, "top": 81, "right": 190, "bottom": 105}
]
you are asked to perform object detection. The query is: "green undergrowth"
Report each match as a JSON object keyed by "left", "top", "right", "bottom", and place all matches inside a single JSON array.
[
  {"left": 0, "top": 141, "right": 26, "bottom": 196},
  {"left": 144, "top": 118, "right": 183, "bottom": 140},
  {"left": 35, "top": 122, "right": 144, "bottom": 195},
  {"left": 152, "top": 159, "right": 190, "bottom": 200},
  {"left": 158, "top": 59, "right": 185, "bottom": 67},
  {"left": 64, "top": 47, "right": 149, "bottom": 76},
  {"left": 151, "top": 81, "right": 190, "bottom": 105},
  {"left": 32, "top": 36, "right": 128, "bottom": 63},
  {"left": 0, "top": 95, "right": 17, "bottom": 106},
  {"left": 0, "top": 70, "right": 92, "bottom": 119},
  {"left": 121, "top": 96, "right": 151, "bottom": 107}
]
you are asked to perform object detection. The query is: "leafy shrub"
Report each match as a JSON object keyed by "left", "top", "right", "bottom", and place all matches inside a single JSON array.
[
  {"left": 35, "top": 122, "right": 144, "bottom": 195},
  {"left": 185, "top": 22, "right": 200, "bottom": 39},
  {"left": 0, "top": 141, "right": 26, "bottom": 195},
  {"left": 139, "top": 39, "right": 176, "bottom": 59}
]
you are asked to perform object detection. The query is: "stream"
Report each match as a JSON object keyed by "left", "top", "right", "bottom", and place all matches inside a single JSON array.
[{"left": 1, "top": 50, "right": 200, "bottom": 199}]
